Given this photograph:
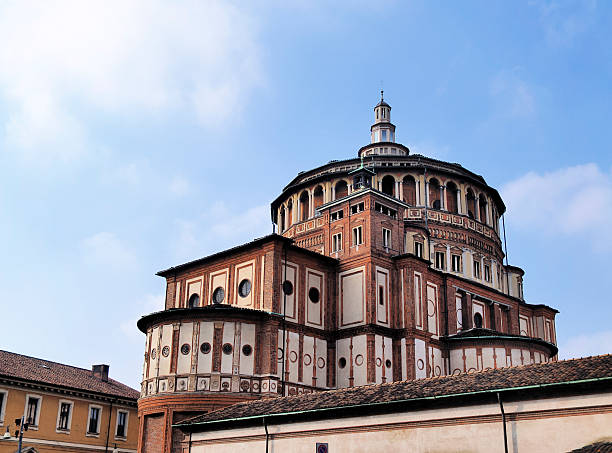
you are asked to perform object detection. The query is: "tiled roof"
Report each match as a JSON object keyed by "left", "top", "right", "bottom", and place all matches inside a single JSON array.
[
  {"left": 569, "top": 442, "right": 612, "bottom": 453},
  {"left": 179, "top": 354, "right": 612, "bottom": 428},
  {"left": 0, "top": 350, "right": 139, "bottom": 401}
]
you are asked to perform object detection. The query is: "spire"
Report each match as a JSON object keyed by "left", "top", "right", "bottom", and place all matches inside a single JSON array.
[{"left": 371, "top": 91, "right": 394, "bottom": 143}]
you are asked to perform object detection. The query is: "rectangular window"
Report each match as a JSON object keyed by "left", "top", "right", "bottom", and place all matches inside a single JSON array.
[
  {"left": 382, "top": 130, "right": 388, "bottom": 141},
  {"left": 473, "top": 260, "right": 481, "bottom": 279},
  {"left": 451, "top": 254, "right": 462, "bottom": 273},
  {"left": 378, "top": 285, "right": 385, "bottom": 306},
  {"left": 332, "top": 233, "right": 342, "bottom": 252},
  {"left": 350, "top": 202, "right": 364, "bottom": 215},
  {"left": 0, "top": 390, "right": 6, "bottom": 424},
  {"left": 115, "top": 410, "right": 128, "bottom": 439},
  {"left": 87, "top": 406, "right": 101, "bottom": 435},
  {"left": 25, "top": 395, "right": 40, "bottom": 427},
  {"left": 414, "top": 241, "right": 423, "bottom": 258},
  {"left": 57, "top": 401, "right": 73, "bottom": 431},
  {"left": 352, "top": 226, "right": 363, "bottom": 246},
  {"left": 484, "top": 264, "right": 491, "bottom": 282},
  {"left": 382, "top": 228, "right": 391, "bottom": 249},
  {"left": 331, "top": 210, "right": 343, "bottom": 222},
  {"left": 435, "top": 251, "right": 445, "bottom": 270}
]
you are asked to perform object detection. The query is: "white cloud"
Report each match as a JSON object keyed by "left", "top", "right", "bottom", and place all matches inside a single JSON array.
[
  {"left": 173, "top": 202, "right": 271, "bottom": 262},
  {"left": 529, "top": 0, "right": 597, "bottom": 47},
  {"left": 559, "top": 330, "right": 612, "bottom": 360},
  {"left": 502, "top": 163, "right": 612, "bottom": 250},
  {"left": 490, "top": 69, "right": 536, "bottom": 118},
  {"left": 0, "top": 0, "right": 263, "bottom": 159},
  {"left": 169, "top": 177, "right": 191, "bottom": 197},
  {"left": 82, "top": 232, "right": 138, "bottom": 270}
]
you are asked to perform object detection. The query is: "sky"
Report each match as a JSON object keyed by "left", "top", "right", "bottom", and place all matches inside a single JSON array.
[{"left": 0, "top": 0, "right": 611, "bottom": 390}]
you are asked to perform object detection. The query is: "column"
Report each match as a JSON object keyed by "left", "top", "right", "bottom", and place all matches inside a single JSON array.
[
  {"left": 441, "top": 185, "right": 447, "bottom": 211},
  {"left": 456, "top": 189, "right": 462, "bottom": 215},
  {"left": 415, "top": 179, "right": 420, "bottom": 206},
  {"left": 486, "top": 201, "right": 491, "bottom": 225},
  {"left": 331, "top": 185, "right": 335, "bottom": 201},
  {"left": 446, "top": 244, "right": 451, "bottom": 272},
  {"left": 398, "top": 181, "right": 404, "bottom": 201},
  {"left": 395, "top": 181, "right": 400, "bottom": 199},
  {"left": 296, "top": 198, "right": 301, "bottom": 222},
  {"left": 425, "top": 180, "right": 430, "bottom": 207},
  {"left": 475, "top": 196, "right": 480, "bottom": 222},
  {"left": 309, "top": 190, "right": 314, "bottom": 219}
]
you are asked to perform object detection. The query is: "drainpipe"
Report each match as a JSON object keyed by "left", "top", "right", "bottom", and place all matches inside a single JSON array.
[
  {"left": 188, "top": 432, "right": 192, "bottom": 453},
  {"left": 497, "top": 392, "right": 509, "bottom": 453},
  {"left": 263, "top": 417, "right": 269, "bottom": 453},
  {"left": 105, "top": 399, "right": 113, "bottom": 452}
]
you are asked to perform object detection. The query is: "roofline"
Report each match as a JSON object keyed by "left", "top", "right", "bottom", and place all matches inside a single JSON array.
[
  {"left": 316, "top": 187, "right": 410, "bottom": 211},
  {"left": 443, "top": 331, "right": 558, "bottom": 356},
  {"left": 175, "top": 375, "right": 612, "bottom": 431},
  {"left": 156, "top": 234, "right": 337, "bottom": 277},
  {"left": 0, "top": 375, "right": 138, "bottom": 404}
]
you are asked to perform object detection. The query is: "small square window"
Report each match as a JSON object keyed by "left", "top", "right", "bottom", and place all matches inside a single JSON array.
[
  {"left": 435, "top": 251, "right": 445, "bottom": 270},
  {"left": 451, "top": 255, "right": 462, "bottom": 273}
]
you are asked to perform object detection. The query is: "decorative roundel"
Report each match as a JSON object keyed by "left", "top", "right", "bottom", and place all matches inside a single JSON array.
[
  {"left": 452, "top": 368, "right": 462, "bottom": 375},
  {"left": 212, "top": 287, "right": 225, "bottom": 304},
  {"left": 385, "top": 359, "right": 392, "bottom": 369},
  {"left": 303, "top": 353, "right": 312, "bottom": 366},
  {"left": 277, "top": 348, "right": 284, "bottom": 361},
  {"left": 308, "top": 287, "right": 320, "bottom": 303},
  {"left": 317, "top": 357, "right": 326, "bottom": 369},
  {"left": 338, "top": 357, "right": 347, "bottom": 369},
  {"left": 144, "top": 352, "right": 149, "bottom": 361},
  {"left": 376, "top": 358, "right": 382, "bottom": 367},
  {"left": 161, "top": 346, "right": 170, "bottom": 357},
  {"left": 288, "top": 387, "right": 297, "bottom": 395},
  {"left": 473, "top": 312, "right": 483, "bottom": 328},
  {"left": 317, "top": 443, "right": 329, "bottom": 453},
  {"left": 427, "top": 300, "right": 437, "bottom": 316},
  {"left": 238, "top": 279, "right": 252, "bottom": 298},
  {"left": 354, "top": 354, "right": 364, "bottom": 366},
  {"left": 151, "top": 348, "right": 157, "bottom": 360},
  {"left": 188, "top": 293, "right": 199, "bottom": 308},
  {"left": 416, "top": 359, "right": 424, "bottom": 370},
  {"left": 222, "top": 343, "right": 233, "bottom": 355},
  {"left": 240, "top": 380, "right": 250, "bottom": 391},
  {"left": 289, "top": 351, "right": 298, "bottom": 363},
  {"left": 180, "top": 344, "right": 190, "bottom": 355},
  {"left": 221, "top": 381, "right": 230, "bottom": 390},
  {"left": 435, "top": 365, "right": 442, "bottom": 376},
  {"left": 242, "top": 344, "right": 253, "bottom": 356},
  {"left": 282, "top": 280, "right": 293, "bottom": 295},
  {"left": 200, "top": 342, "right": 211, "bottom": 354}
]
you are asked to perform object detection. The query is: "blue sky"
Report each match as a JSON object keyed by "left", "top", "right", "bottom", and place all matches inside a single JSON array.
[{"left": 0, "top": 0, "right": 610, "bottom": 389}]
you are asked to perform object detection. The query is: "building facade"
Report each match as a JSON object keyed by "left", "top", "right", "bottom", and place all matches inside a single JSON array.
[
  {"left": 137, "top": 94, "right": 558, "bottom": 452},
  {"left": 0, "top": 350, "right": 139, "bottom": 453}
]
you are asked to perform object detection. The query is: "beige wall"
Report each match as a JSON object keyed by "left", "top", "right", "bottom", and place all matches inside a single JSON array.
[{"left": 188, "top": 391, "right": 612, "bottom": 453}]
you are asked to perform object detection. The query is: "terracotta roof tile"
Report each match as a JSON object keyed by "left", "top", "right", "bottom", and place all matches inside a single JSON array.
[
  {"left": 180, "top": 355, "right": 612, "bottom": 427},
  {"left": 0, "top": 350, "right": 139, "bottom": 401},
  {"left": 568, "top": 442, "right": 612, "bottom": 453}
]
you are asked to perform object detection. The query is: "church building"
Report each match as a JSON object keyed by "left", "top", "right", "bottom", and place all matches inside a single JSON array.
[{"left": 136, "top": 94, "right": 559, "bottom": 452}]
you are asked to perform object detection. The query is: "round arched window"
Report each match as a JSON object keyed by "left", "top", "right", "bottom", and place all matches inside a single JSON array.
[
  {"left": 188, "top": 293, "right": 199, "bottom": 308},
  {"left": 338, "top": 357, "right": 347, "bottom": 369},
  {"left": 180, "top": 344, "right": 190, "bottom": 355},
  {"left": 200, "top": 342, "right": 211, "bottom": 354},
  {"left": 222, "top": 343, "right": 233, "bottom": 355},
  {"left": 238, "top": 279, "right": 252, "bottom": 298},
  {"left": 385, "top": 359, "right": 392, "bottom": 368},
  {"left": 282, "top": 280, "right": 293, "bottom": 295},
  {"left": 242, "top": 344, "right": 253, "bottom": 356},
  {"left": 212, "top": 287, "right": 225, "bottom": 304},
  {"left": 474, "top": 312, "right": 483, "bottom": 329},
  {"left": 308, "top": 287, "right": 320, "bottom": 303}
]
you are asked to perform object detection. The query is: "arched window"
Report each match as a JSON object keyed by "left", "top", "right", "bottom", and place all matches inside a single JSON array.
[
  {"left": 287, "top": 200, "right": 293, "bottom": 226},
  {"left": 313, "top": 185, "right": 324, "bottom": 212},
  {"left": 466, "top": 188, "right": 476, "bottom": 219},
  {"left": 429, "top": 178, "right": 441, "bottom": 209},
  {"left": 479, "top": 194, "right": 488, "bottom": 224},
  {"left": 188, "top": 293, "right": 199, "bottom": 308},
  {"left": 446, "top": 181, "right": 459, "bottom": 214},
  {"left": 299, "top": 191, "right": 309, "bottom": 222},
  {"left": 402, "top": 175, "right": 416, "bottom": 205},
  {"left": 280, "top": 207, "right": 286, "bottom": 232},
  {"left": 381, "top": 175, "right": 395, "bottom": 197},
  {"left": 335, "top": 180, "right": 348, "bottom": 199}
]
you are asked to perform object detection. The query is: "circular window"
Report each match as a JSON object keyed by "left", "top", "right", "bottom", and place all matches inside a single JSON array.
[
  {"left": 151, "top": 348, "right": 157, "bottom": 360},
  {"left": 161, "top": 346, "right": 170, "bottom": 357},
  {"left": 473, "top": 312, "right": 483, "bottom": 329},
  {"left": 282, "top": 280, "right": 293, "bottom": 295},
  {"left": 385, "top": 359, "right": 392, "bottom": 369},
  {"left": 200, "top": 342, "right": 211, "bottom": 354},
  {"left": 338, "top": 357, "right": 347, "bottom": 369},
  {"left": 180, "top": 344, "right": 190, "bottom": 355},
  {"left": 188, "top": 293, "right": 199, "bottom": 308},
  {"left": 242, "top": 344, "right": 252, "bottom": 356},
  {"left": 212, "top": 287, "right": 225, "bottom": 304},
  {"left": 238, "top": 279, "right": 252, "bottom": 298},
  {"left": 308, "top": 287, "right": 320, "bottom": 303},
  {"left": 222, "top": 343, "right": 233, "bottom": 355}
]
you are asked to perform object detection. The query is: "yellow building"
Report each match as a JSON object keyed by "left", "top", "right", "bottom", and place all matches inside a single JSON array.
[{"left": 0, "top": 350, "right": 139, "bottom": 453}]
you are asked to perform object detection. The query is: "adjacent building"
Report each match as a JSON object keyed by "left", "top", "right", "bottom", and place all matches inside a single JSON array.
[
  {"left": 137, "top": 94, "right": 559, "bottom": 452},
  {"left": 0, "top": 350, "right": 139, "bottom": 453}
]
